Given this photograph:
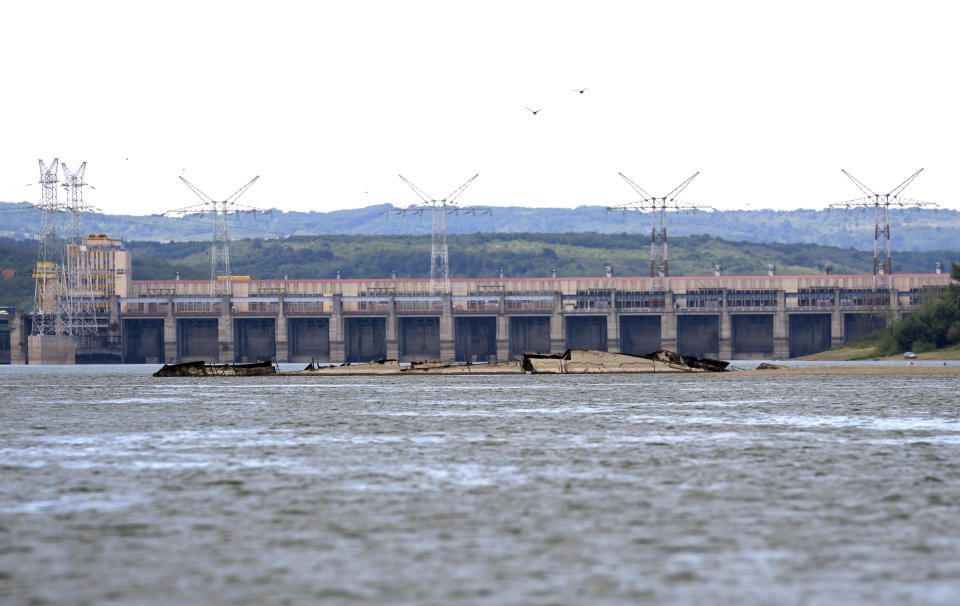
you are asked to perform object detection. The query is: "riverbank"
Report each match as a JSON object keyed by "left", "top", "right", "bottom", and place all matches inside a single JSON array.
[
  {"left": 735, "top": 363, "right": 960, "bottom": 377},
  {"left": 798, "top": 344, "right": 960, "bottom": 362}
]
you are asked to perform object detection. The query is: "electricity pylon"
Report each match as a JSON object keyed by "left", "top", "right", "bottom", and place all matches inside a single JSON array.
[
  {"left": 391, "top": 174, "right": 488, "bottom": 294},
  {"left": 166, "top": 175, "right": 262, "bottom": 296},
  {"left": 609, "top": 172, "right": 710, "bottom": 291},
  {"left": 60, "top": 161, "right": 98, "bottom": 335},
  {"left": 31, "top": 158, "right": 70, "bottom": 336},
  {"left": 61, "top": 162, "right": 92, "bottom": 244},
  {"left": 830, "top": 169, "right": 937, "bottom": 289}
]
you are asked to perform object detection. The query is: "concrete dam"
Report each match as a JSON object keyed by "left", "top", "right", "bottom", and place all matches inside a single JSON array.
[{"left": 3, "top": 272, "right": 951, "bottom": 364}]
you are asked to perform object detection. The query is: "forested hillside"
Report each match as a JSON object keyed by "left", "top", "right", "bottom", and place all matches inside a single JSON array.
[
  {"left": 0, "top": 239, "right": 39, "bottom": 310},
  {"left": 126, "top": 233, "right": 956, "bottom": 281},
  {"left": 3, "top": 201, "right": 959, "bottom": 251}
]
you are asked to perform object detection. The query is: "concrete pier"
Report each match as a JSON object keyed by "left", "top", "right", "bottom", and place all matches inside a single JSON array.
[
  {"left": 386, "top": 305, "right": 399, "bottom": 360},
  {"left": 4, "top": 313, "right": 26, "bottom": 364},
  {"left": 661, "top": 292, "right": 678, "bottom": 352},
  {"left": 329, "top": 294, "right": 345, "bottom": 362},
  {"left": 439, "top": 293, "right": 455, "bottom": 362},
  {"left": 27, "top": 335, "right": 76, "bottom": 365},
  {"left": 275, "top": 299, "right": 288, "bottom": 363},
  {"left": 495, "top": 312, "right": 509, "bottom": 361},
  {"left": 164, "top": 313, "right": 177, "bottom": 363},
  {"left": 773, "top": 291, "right": 789, "bottom": 359},
  {"left": 218, "top": 295, "right": 233, "bottom": 363}
]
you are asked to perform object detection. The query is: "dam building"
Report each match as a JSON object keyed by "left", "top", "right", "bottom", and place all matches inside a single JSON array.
[
  {"left": 2, "top": 262, "right": 951, "bottom": 364},
  {"left": 14, "top": 235, "right": 131, "bottom": 364}
]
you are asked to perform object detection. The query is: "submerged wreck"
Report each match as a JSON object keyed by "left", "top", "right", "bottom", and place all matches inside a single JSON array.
[
  {"left": 152, "top": 360, "right": 277, "bottom": 377},
  {"left": 291, "top": 358, "right": 522, "bottom": 376},
  {"left": 521, "top": 349, "right": 728, "bottom": 374},
  {"left": 287, "top": 349, "right": 728, "bottom": 376},
  {"left": 153, "top": 349, "right": 728, "bottom": 378}
]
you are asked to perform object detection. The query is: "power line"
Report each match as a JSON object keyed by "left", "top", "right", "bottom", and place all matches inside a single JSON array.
[
  {"left": 388, "top": 174, "right": 488, "bottom": 294},
  {"left": 829, "top": 168, "right": 937, "bottom": 288},
  {"left": 164, "top": 175, "right": 267, "bottom": 295},
  {"left": 608, "top": 172, "right": 712, "bottom": 291}
]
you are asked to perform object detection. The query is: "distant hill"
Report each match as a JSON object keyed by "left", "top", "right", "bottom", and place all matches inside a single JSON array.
[{"left": 2, "top": 201, "right": 959, "bottom": 252}]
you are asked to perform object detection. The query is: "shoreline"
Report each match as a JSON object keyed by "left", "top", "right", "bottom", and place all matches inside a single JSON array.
[
  {"left": 731, "top": 364, "right": 960, "bottom": 377},
  {"left": 797, "top": 345, "right": 960, "bottom": 362}
]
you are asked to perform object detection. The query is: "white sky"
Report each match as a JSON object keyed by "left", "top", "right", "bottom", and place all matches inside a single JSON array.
[{"left": 2, "top": 0, "right": 958, "bottom": 215}]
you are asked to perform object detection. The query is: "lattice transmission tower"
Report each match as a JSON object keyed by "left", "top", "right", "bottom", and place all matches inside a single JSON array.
[
  {"left": 31, "top": 158, "right": 71, "bottom": 336},
  {"left": 60, "top": 161, "right": 98, "bottom": 335},
  {"left": 609, "top": 172, "right": 710, "bottom": 291},
  {"left": 830, "top": 168, "right": 937, "bottom": 289},
  {"left": 391, "top": 174, "right": 488, "bottom": 294},
  {"left": 166, "top": 175, "right": 263, "bottom": 296}
]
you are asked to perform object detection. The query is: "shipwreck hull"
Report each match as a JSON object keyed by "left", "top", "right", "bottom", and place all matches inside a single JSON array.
[
  {"left": 522, "top": 349, "right": 727, "bottom": 374},
  {"left": 287, "top": 359, "right": 523, "bottom": 376},
  {"left": 290, "top": 349, "right": 727, "bottom": 376},
  {"left": 152, "top": 349, "right": 728, "bottom": 377},
  {"left": 152, "top": 360, "right": 277, "bottom": 377}
]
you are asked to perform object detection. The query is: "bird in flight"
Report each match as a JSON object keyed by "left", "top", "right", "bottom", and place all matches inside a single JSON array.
[
  {"left": 572, "top": 88, "right": 588, "bottom": 94},
  {"left": 525, "top": 106, "right": 542, "bottom": 115}
]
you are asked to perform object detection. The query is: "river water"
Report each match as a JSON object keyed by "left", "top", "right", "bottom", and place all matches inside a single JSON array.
[{"left": 2, "top": 365, "right": 959, "bottom": 605}]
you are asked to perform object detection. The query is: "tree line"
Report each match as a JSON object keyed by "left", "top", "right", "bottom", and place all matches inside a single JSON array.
[
  {"left": 870, "top": 262, "right": 960, "bottom": 354},
  {"left": 124, "top": 233, "right": 956, "bottom": 282}
]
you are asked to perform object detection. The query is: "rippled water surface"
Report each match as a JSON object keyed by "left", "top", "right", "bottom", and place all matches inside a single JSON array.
[{"left": 2, "top": 365, "right": 960, "bottom": 605}]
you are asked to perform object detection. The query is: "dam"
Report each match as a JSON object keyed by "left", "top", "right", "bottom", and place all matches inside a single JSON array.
[{"left": 3, "top": 272, "right": 951, "bottom": 364}]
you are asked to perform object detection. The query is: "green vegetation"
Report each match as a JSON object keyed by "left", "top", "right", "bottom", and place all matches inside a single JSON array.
[
  {"left": 869, "top": 261, "right": 960, "bottom": 355},
  {"left": 0, "top": 239, "right": 39, "bottom": 310},
  {"left": 124, "top": 233, "right": 956, "bottom": 281}
]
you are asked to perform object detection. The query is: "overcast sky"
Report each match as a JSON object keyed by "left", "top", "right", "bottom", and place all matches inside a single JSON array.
[{"left": 2, "top": 0, "right": 958, "bottom": 216}]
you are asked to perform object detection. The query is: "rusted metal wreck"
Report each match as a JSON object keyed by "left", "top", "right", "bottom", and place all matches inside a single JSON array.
[
  {"left": 153, "top": 350, "right": 728, "bottom": 377},
  {"left": 152, "top": 360, "right": 277, "bottom": 377}
]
